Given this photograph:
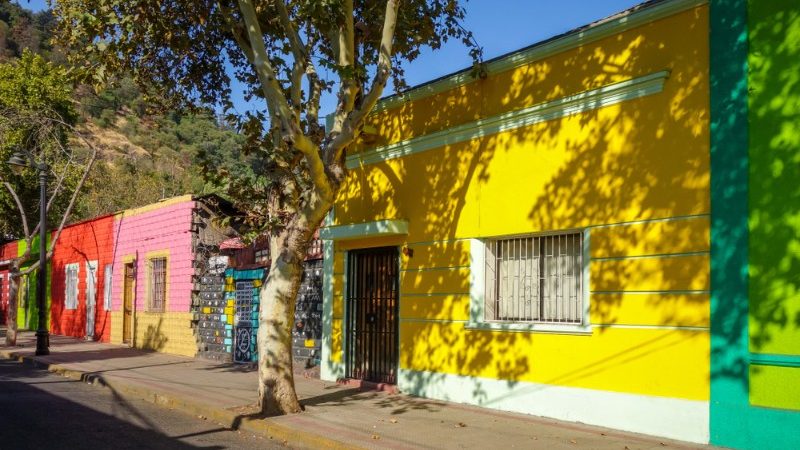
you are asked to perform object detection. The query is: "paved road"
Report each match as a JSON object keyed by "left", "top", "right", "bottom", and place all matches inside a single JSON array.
[{"left": 0, "top": 358, "right": 283, "bottom": 450}]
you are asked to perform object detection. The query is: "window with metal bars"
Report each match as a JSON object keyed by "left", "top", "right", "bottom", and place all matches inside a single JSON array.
[
  {"left": 485, "top": 232, "right": 584, "bottom": 324},
  {"left": 148, "top": 257, "right": 167, "bottom": 312}
]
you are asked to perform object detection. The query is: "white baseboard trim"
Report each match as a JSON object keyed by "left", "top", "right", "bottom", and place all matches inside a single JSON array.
[{"left": 397, "top": 368, "right": 709, "bottom": 444}]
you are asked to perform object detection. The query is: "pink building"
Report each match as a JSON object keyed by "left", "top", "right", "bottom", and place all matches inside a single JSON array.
[{"left": 108, "top": 195, "right": 234, "bottom": 356}]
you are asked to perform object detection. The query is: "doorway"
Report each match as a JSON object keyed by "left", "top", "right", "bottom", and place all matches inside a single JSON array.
[
  {"left": 345, "top": 246, "right": 399, "bottom": 384},
  {"left": 85, "top": 261, "right": 98, "bottom": 339},
  {"left": 122, "top": 263, "right": 134, "bottom": 344}
]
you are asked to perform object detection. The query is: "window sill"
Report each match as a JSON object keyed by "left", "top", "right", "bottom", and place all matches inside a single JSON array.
[{"left": 465, "top": 321, "right": 593, "bottom": 335}]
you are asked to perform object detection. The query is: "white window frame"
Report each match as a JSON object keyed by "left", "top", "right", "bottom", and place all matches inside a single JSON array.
[
  {"left": 86, "top": 261, "right": 98, "bottom": 307},
  {"left": 467, "top": 230, "right": 591, "bottom": 334},
  {"left": 103, "top": 264, "right": 113, "bottom": 311},
  {"left": 65, "top": 263, "right": 80, "bottom": 310}
]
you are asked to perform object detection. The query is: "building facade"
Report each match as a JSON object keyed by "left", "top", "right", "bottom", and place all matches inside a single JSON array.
[
  {"left": 0, "top": 240, "right": 18, "bottom": 325},
  {"left": 320, "top": 0, "right": 800, "bottom": 447},
  {"left": 50, "top": 214, "right": 115, "bottom": 341},
  {"left": 709, "top": 0, "right": 800, "bottom": 448},
  {"left": 107, "top": 195, "right": 233, "bottom": 357}
]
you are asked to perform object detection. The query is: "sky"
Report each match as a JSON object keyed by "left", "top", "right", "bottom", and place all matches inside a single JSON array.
[{"left": 19, "top": 0, "right": 645, "bottom": 116}]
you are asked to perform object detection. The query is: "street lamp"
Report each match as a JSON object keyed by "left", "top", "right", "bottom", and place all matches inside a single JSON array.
[{"left": 6, "top": 148, "right": 50, "bottom": 356}]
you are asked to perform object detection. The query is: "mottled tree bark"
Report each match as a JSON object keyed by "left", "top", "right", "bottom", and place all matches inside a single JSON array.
[{"left": 257, "top": 229, "right": 307, "bottom": 415}]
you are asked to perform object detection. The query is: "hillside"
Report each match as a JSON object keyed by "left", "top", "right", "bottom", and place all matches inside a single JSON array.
[{"left": 1, "top": 2, "right": 248, "bottom": 220}]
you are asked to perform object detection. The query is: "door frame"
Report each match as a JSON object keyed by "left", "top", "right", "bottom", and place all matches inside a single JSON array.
[
  {"left": 85, "top": 260, "right": 98, "bottom": 339},
  {"left": 122, "top": 262, "right": 134, "bottom": 344},
  {"left": 344, "top": 246, "right": 400, "bottom": 384}
]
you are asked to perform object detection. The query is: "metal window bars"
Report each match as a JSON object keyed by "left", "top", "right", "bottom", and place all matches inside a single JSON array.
[
  {"left": 485, "top": 232, "right": 583, "bottom": 324},
  {"left": 149, "top": 258, "right": 167, "bottom": 312}
]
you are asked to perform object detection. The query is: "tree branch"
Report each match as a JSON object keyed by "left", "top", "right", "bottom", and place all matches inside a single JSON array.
[
  {"left": 237, "top": 0, "right": 297, "bottom": 124},
  {"left": 274, "top": 0, "right": 308, "bottom": 118},
  {"left": 237, "top": 0, "right": 334, "bottom": 205},
  {"left": 325, "top": 0, "right": 399, "bottom": 164},
  {"left": 20, "top": 144, "right": 97, "bottom": 275},
  {"left": 3, "top": 182, "right": 30, "bottom": 239},
  {"left": 329, "top": 0, "right": 357, "bottom": 137}
]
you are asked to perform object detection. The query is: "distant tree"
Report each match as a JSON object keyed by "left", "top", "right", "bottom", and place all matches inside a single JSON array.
[
  {"left": 55, "top": 0, "right": 478, "bottom": 414},
  {"left": 0, "top": 51, "right": 97, "bottom": 345}
]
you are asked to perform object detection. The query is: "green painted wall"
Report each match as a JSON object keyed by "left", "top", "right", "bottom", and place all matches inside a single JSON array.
[
  {"left": 15, "top": 236, "right": 51, "bottom": 331},
  {"left": 747, "top": 0, "right": 800, "bottom": 358},
  {"left": 710, "top": 0, "right": 800, "bottom": 448}
]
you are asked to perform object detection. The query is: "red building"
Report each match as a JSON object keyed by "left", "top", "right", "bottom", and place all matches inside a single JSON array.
[
  {"left": 50, "top": 214, "right": 115, "bottom": 341},
  {"left": 0, "top": 240, "right": 19, "bottom": 325}
]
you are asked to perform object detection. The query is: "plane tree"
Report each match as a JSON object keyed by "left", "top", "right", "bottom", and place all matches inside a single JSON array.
[{"left": 53, "top": 0, "right": 478, "bottom": 414}]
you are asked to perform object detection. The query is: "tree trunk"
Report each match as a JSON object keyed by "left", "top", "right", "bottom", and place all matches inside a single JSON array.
[
  {"left": 5, "top": 262, "right": 21, "bottom": 347},
  {"left": 257, "top": 232, "right": 305, "bottom": 415}
]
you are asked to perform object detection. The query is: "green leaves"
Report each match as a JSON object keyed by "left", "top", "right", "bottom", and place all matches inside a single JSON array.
[{"left": 0, "top": 50, "right": 81, "bottom": 238}]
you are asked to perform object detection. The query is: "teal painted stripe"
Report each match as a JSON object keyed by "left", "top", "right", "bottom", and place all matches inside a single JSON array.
[
  {"left": 349, "top": 72, "right": 669, "bottom": 168},
  {"left": 750, "top": 353, "right": 800, "bottom": 368},
  {"left": 591, "top": 251, "right": 709, "bottom": 262},
  {"left": 373, "top": 0, "right": 705, "bottom": 113},
  {"left": 709, "top": 0, "right": 754, "bottom": 448}
]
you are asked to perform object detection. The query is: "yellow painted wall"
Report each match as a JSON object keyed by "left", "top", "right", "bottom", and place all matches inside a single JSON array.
[
  {"left": 109, "top": 311, "right": 196, "bottom": 357},
  {"left": 330, "top": 6, "right": 711, "bottom": 402}
]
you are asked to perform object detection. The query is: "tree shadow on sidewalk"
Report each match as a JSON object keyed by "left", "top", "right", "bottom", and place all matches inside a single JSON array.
[{"left": 0, "top": 360, "right": 222, "bottom": 450}]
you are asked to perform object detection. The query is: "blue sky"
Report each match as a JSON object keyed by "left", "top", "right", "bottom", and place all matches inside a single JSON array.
[{"left": 19, "top": 0, "right": 644, "bottom": 115}]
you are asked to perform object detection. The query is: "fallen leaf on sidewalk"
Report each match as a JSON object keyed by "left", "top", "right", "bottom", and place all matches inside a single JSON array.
[
  {"left": 455, "top": 422, "right": 467, "bottom": 428},
  {"left": 372, "top": 434, "right": 381, "bottom": 440},
  {"left": 390, "top": 418, "right": 398, "bottom": 423},
  {"left": 569, "top": 439, "right": 577, "bottom": 444},
  {"left": 197, "top": 415, "right": 206, "bottom": 420}
]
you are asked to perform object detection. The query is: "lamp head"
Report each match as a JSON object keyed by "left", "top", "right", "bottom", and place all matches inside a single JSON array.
[{"left": 6, "top": 151, "right": 31, "bottom": 175}]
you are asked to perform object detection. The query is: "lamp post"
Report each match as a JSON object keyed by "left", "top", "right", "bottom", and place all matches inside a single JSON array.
[{"left": 6, "top": 149, "right": 50, "bottom": 356}]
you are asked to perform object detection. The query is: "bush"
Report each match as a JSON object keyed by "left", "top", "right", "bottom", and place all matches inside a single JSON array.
[{"left": 96, "top": 108, "right": 116, "bottom": 128}]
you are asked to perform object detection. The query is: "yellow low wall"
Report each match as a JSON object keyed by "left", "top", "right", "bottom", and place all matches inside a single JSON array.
[{"left": 109, "top": 311, "right": 196, "bottom": 357}]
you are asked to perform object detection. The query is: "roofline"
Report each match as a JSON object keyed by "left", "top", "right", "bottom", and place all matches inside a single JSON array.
[{"left": 371, "top": 0, "right": 706, "bottom": 113}]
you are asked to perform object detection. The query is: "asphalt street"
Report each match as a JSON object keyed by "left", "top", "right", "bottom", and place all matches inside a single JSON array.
[{"left": 0, "top": 358, "right": 284, "bottom": 450}]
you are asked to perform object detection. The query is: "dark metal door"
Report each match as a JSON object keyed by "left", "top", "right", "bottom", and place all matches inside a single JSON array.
[{"left": 346, "top": 247, "right": 399, "bottom": 384}]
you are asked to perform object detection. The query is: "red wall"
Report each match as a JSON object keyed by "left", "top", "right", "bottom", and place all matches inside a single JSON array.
[
  {"left": 50, "top": 215, "right": 115, "bottom": 342},
  {"left": 0, "top": 241, "right": 19, "bottom": 324}
]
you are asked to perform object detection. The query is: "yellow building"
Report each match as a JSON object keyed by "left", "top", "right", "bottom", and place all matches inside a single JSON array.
[{"left": 321, "top": 0, "right": 711, "bottom": 443}]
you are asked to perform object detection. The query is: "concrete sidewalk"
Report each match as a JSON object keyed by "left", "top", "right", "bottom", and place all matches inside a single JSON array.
[{"left": 0, "top": 331, "right": 712, "bottom": 450}]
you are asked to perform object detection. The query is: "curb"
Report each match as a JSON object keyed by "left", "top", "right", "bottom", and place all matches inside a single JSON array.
[{"left": 0, "top": 349, "right": 361, "bottom": 450}]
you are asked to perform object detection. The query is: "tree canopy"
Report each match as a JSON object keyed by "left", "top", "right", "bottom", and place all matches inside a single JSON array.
[
  {"left": 0, "top": 50, "right": 82, "bottom": 238},
  {"left": 54, "top": 0, "right": 478, "bottom": 414}
]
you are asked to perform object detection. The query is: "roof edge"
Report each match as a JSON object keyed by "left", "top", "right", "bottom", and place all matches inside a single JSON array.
[{"left": 372, "top": 0, "right": 706, "bottom": 113}]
